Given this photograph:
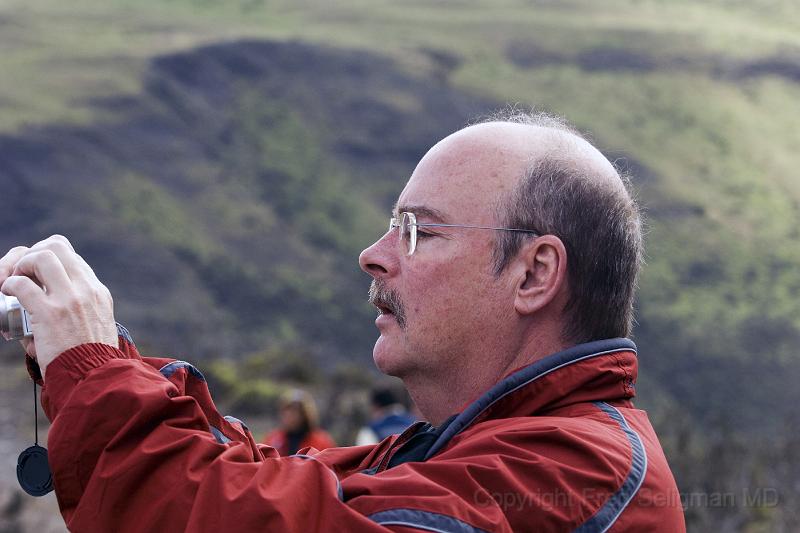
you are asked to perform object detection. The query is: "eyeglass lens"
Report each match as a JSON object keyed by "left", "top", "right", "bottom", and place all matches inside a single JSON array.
[
  {"left": 400, "top": 212, "right": 416, "bottom": 255},
  {"left": 388, "top": 212, "right": 417, "bottom": 255}
]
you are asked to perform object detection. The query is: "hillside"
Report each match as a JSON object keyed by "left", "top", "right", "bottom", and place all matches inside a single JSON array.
[
  {"left": 0, "top": 39, "right": 491, "bottom": 361},
  {"left": 1, "top": 0, "right": 797, "bottom": 422},
  {"left": 0, "top": 1, "right": 799, "bottom": 531}
]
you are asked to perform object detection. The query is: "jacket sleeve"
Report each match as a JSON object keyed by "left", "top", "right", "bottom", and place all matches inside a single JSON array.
[{"left": 41, "top": 343, "right": 504, "bottom": 533}]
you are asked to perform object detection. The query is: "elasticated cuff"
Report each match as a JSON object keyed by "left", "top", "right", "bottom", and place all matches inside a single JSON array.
[{"left": 43, "top": 343, "right": 134, "bottom": 417}]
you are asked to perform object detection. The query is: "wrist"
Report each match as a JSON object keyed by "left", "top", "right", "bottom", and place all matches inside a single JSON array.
[
  {"left": 42, "top": 341, "right": 120, "bottom": 383},
  {"left": 40, "top": 343, "right": 134, "bottom": 421}
]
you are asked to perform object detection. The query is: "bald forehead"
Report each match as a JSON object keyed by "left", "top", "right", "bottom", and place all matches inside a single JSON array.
[
  {"left": 399, "top": 121, "right": 626, "bottom": 224},
  {"left": 452, "top": 122, "right": 620, "bottom": 185}
]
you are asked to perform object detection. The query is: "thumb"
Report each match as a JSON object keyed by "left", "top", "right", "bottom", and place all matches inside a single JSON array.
[{"left": 21, "top": 337, "right": 37, "bottom": 360}]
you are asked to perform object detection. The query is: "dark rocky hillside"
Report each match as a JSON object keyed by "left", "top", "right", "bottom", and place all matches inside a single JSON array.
[
  {"left": 1, "top": 39, "right": 798, "bottom": 436},
  {"left": 0, "top": 39, "right": 492, "bottom": 364}
]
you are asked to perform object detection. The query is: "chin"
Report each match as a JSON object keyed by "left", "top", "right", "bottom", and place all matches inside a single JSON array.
[{"left": 372, "top": 335, "right": 407, "bottom": 377}]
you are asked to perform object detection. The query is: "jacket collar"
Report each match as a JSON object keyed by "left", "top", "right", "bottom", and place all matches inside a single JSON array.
[{"left": 423, "top": 338, "right": 638, "bottom": 459}]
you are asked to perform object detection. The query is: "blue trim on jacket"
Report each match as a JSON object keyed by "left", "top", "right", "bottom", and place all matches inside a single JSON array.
[
  {"left": 368, "top": 508, "right": 490, "bottom": 533},
  {"left": 224, "top": 415, "right": 249, "bottom": 431},
  {"left": 572, "top": 402, "right": 648, "bottom": 533},
  {"left": 424, "top": 338, "right": 637, "bottom": 460},
  {"left": 209, "top": 426, "right": 231, "bottom": 444},
  {"left": 115, "top": 322, "right": 135, "bottom": 346},
  {"left": 158, "top": 360, "right": 206, "bottom": 381}
]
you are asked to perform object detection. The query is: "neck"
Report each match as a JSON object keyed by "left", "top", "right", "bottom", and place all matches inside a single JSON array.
[
  {"left": 405, "top": 330, "right": 568, "bottom": 426},
  {"left": 404, "top": 374, "right": 482, "bottom": 426},
  {"left": 501, "top": 333, "right": 568, "bottom": 379}
]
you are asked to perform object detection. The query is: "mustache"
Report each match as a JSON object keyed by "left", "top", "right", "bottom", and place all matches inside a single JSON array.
[{"left": 368, "top": 279, "right": 407, "bottom": 328}]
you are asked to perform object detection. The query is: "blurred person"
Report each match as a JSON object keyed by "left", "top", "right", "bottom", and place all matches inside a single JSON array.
[
  {"left": 355, "top": 386, "right": 416, "bottom": 445},
  {"left": 0, "top": 110, "right": 686, "bottom": 532},
  {"left": 263, "top": 388, "right": 336, "bottom": 456}
]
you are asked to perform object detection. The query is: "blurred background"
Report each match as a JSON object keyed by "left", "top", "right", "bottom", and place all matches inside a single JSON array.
[{"left": 0, "top": 0, "right": 798, "bottom": 531}]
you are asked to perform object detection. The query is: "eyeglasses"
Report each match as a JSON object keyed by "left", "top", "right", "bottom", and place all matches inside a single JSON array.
[{"left": 389, "top": 211, "right": 539, "bottom": 255}]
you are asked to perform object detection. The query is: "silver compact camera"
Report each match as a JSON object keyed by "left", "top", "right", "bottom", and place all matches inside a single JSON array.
[{"left": 0, "top": 294, "right": 33, "bottom": 341}]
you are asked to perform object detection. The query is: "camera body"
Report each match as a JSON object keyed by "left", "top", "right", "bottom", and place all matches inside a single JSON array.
[{"left": 0, "top": 294, "right": 33, "bottom": 341}]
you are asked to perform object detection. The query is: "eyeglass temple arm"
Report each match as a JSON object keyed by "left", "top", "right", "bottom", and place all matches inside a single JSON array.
[{"left": 415, "top": 223, "right": 538, "bottom": 234}]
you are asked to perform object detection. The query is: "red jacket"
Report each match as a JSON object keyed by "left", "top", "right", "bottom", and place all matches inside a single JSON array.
[{"left": 34, "top": 328, "right": 685, "bottom": 532}]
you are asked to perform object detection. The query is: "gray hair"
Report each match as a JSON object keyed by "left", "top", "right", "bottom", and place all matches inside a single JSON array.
[{"left": 485, "top": 110, "right": 644, "bottom": 343}]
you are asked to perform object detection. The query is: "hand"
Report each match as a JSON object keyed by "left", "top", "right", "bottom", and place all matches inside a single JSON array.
[{"left": 0, "top": 235, "right": 118, "bottom": 379}]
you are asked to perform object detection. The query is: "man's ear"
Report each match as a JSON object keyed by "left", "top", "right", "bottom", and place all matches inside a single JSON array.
[{"left": 512, "top": 235, "right": 568, "bottom": 316}]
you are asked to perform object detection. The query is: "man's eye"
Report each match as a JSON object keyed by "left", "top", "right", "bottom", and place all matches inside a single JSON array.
[{"left": 416, "top": 230, "right": 435, "bottom": 239}]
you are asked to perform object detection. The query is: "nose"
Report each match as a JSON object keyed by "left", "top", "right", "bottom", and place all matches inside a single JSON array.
[{"left": 359, "top": 230, "right": 398, "bottom": 279}]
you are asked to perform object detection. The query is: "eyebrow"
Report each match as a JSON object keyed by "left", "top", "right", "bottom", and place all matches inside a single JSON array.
[{"left": 392, "top": 204, "right": 449, "bottom": 223}]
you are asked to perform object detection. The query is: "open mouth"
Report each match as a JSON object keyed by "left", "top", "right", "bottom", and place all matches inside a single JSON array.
[
  {"left": 368, "top": 280, "right": 404, "bottom": 327},
  {"left": 374, "top": 303, "right": 394, "bottom": 316}
]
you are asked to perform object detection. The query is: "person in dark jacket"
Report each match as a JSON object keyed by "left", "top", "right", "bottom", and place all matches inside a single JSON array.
[
  {"left": 356, "top": 386, "right": 417, "bottom": 445},
  {"left": 0, "top": 110, "right": 686, "bottom": 532}
]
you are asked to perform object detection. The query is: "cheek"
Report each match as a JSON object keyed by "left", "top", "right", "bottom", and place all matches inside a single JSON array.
[
  {"left": 404, "top": 258, "right": 482, "bottom": 329},
  {"left": 402, "top": 235, "right": 502, "bottom": 324}
]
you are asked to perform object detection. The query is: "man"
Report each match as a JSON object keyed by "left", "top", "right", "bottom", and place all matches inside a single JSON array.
[
  {"left": 355, "top": 386, "right": 417, "bottom": 445},
  {"left": 0, "top": 111, "right": 686, "bottom": 532}
]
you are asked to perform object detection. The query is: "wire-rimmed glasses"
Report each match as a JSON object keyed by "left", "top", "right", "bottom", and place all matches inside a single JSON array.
[{"left": 389, "top": 212, "right": 539, "bottom": 255}]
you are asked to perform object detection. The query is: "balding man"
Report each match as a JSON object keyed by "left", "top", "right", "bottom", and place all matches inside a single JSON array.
[{"left": 0, "top": 111, "right": 685, "bottom": 532}]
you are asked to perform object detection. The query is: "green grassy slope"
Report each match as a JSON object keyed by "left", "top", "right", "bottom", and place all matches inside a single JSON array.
[{"left": 3, "top": 0, "right": 799, "bottom": 127}]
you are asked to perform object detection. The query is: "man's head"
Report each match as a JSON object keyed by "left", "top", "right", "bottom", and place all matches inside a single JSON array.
[
  {"left": 359, "top": 111, "right": 642, "bottom": 414},
  {"left": 489, "top": 113, "right": 643, "bottom": 343},
  {"left": 370, "top": 386, "right": 406, "bottom": 411}
]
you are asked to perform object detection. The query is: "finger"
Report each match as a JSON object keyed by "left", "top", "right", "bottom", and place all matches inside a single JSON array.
[
  {"left": 27, "top": 237, "right": 109, "bottom": 302},
  {"left": 1, "top": 275, "right": 47, "bottom": 315},
  {"left": 64, "top": 250, "right": 103, "bottom": 287},
  {"left": 11, "top": 250, "right": 72, "bottom": 295},
  {"left": 27, "top": 235, "right": 89, "bottom": 282},
  {"left": 30, "top": 234, "right": 75, "bottom": 253},
  {"left": 0, "top": 246, "right": 30, "bottom": 285},
  {"left": 21, "top": 338, "right": 36, "bottom": 360}
]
